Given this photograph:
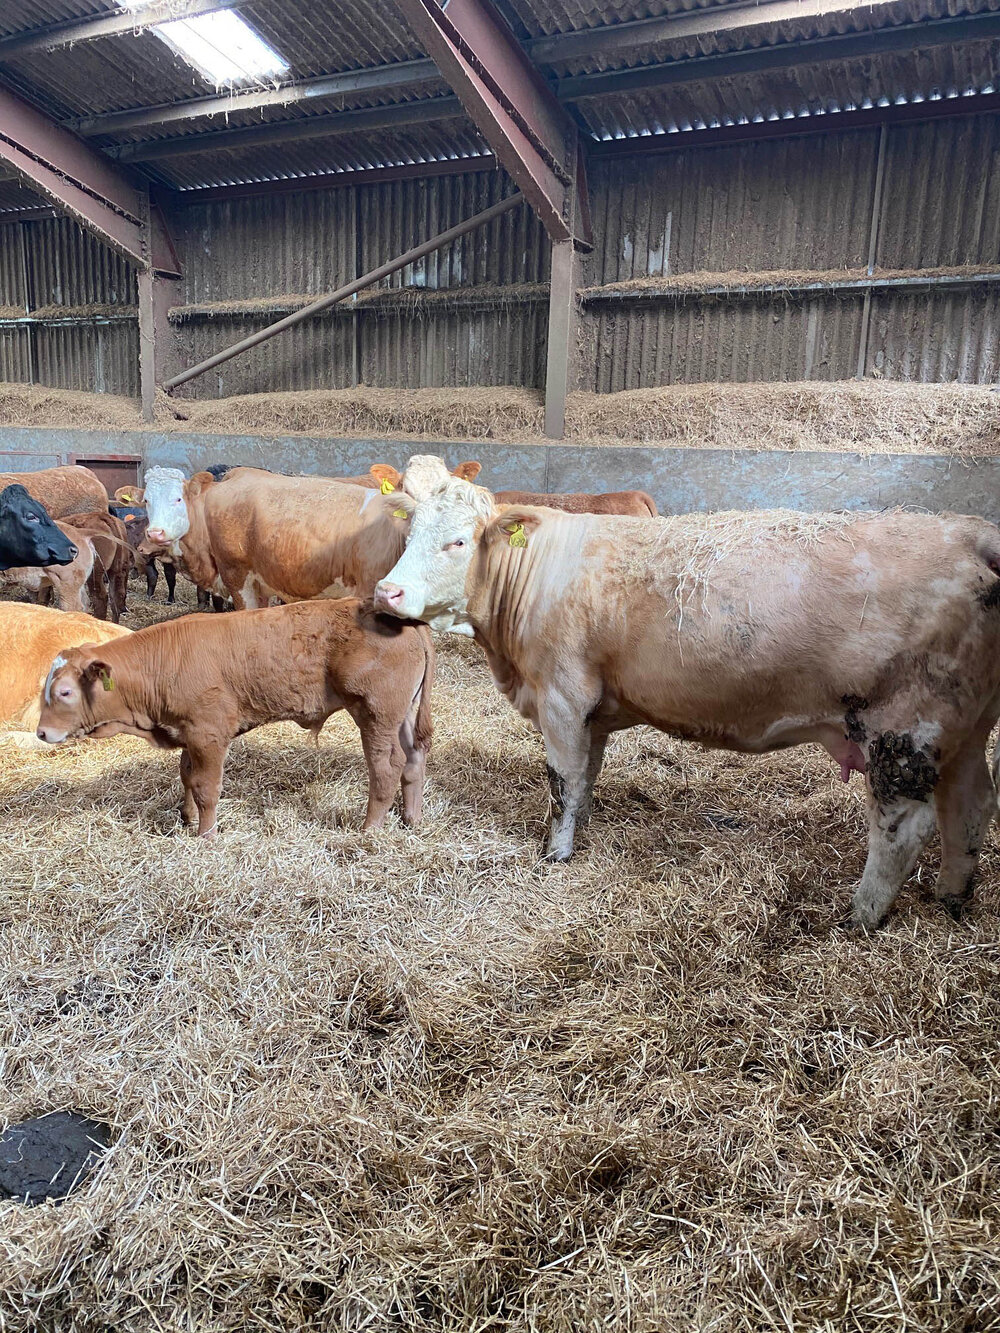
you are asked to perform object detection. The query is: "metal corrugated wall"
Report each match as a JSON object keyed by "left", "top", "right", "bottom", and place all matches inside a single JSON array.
[{"left": 1, "top": 115, "right": 997, "bottom": 395}]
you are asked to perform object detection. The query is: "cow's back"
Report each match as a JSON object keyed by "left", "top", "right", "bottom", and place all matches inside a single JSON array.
[
  {"left": 0, "top": 602, "right": 130, "bottom": 728},
  {"left": 495, "top": 489, "right": 658, "bottom": 517},
  {"left": 0, "top": 465, "right": 107, "bottom": 519}
]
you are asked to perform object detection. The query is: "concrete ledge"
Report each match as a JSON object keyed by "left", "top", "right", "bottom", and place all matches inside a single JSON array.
[{"left": 0, "top": 426, "right": 994, "bottom": 521}]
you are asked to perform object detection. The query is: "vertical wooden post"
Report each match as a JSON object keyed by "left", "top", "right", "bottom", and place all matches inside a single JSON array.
[
  {"left": 18, "top": 220, "right": 36, "bottom": 386},
  {"left": 544, "top": 238, "right": 578, "bottom": 439},
  {"left": 138, "top": 267, "right": 181, "bottom": 422}
]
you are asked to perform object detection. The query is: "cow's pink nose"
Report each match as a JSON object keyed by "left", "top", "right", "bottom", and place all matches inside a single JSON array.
[
  {"left": 376, "top": 583, "right": 404, "bottom": 610},
  {"left": 147, "top": 528, "right": 166, "bottom": 543}
]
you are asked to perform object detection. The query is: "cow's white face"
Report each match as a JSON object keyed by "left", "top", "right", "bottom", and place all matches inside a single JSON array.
[
  {"left": 37, "top": 655, "right": 84, "bottom": 743},
  {"left": 144, "top": 466, "right": 189, "bottom": 543},
  {"left": 400, "top": 455, "right": 454, "bottom": 502},
  {"left": 374, "top": 481, "right": 492, "bottom": 632}
]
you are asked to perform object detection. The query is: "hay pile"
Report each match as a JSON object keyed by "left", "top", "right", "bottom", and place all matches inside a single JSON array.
[
  {"left": 1, "top": 579, "right": 1000, "bottom": 1329},
  {"left": 1, "top": 380, "right": 998, "bottom": 456}
]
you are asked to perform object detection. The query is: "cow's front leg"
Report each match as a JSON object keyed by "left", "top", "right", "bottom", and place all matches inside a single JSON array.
[
  {"left": 537, "top": 690, "right": 599, "bottom": 862},
  {"left": 184, "top": 741, "right": 227, "bottom": 838},
  {"left": 852, "top": 794, "right": 936, "bottom": 929}
]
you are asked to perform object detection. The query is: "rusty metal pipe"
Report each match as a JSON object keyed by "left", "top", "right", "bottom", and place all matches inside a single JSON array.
[{"left": 163, "top": 190, "right": 525, "bottom": 392}]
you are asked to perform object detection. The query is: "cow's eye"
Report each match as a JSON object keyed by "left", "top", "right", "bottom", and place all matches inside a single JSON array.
[
  {"left": 27, "top": 512, "right": 39, "bottom": 523},
  {"left": 446, "top": 538, "right": 465, "bottom": 551},
  {"left": 57, "top": 685, "right": 72, "bottom": 699}
]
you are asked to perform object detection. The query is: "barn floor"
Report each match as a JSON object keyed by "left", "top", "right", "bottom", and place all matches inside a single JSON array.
[{"left": 1, "top": 580, "right": 1000, "bottom": 1330}]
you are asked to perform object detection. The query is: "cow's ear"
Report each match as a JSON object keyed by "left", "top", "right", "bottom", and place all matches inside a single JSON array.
[
  {"left": 452, "top": 461, "right": 482, "bottom": 482},
  {"left": 188, "top": 471, "right": 214, "bottom": 497},
  {"left": 82, "top": 659, "right": 114, "bottom": 692},
  {"left": 488, "top": 507, "right": 543, "bottom": 548},
  {"left": 370, "top": 464, "right": 402, "bottom": 492}
]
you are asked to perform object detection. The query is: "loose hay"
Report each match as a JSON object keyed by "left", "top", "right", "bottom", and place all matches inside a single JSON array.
[
  {"left": 1, "top": 380, "right": 999, "bottom": 457},
  {"left": 1, "top": 579, "right": 1000, "bottom": 1329}
]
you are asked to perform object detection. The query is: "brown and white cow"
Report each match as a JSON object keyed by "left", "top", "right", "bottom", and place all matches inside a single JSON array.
[
  {"left": 0, "top": 465, "right": 108, "bottom": 520},
  {"left": 143, "top": 466, "right": 407, "bottom": 608},
  {"left": 0, "top": 602, "right": 129, "bottom": 745},
  {"left": 37, "top": 599, "right": 434, "bottom": 836},
  {"left": 494, "top": 488, "right": 658, "bottom": 517},
  {"left": 375, "top": 481, "right": 1000, "bottom": 928}
]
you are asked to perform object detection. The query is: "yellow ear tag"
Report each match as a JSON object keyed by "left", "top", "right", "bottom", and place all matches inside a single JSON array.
[
  {"left": 508, "top": 522, "right": 527, "bottom": 548},
  {"left": 393, "top": 507, "right": 408, "bottom": 519},
  {"left": 100, "top": 668, "right": 114, "bottom": 692},
  {"left": 380, "top": 478, "right": 396, "bottom": 494}
]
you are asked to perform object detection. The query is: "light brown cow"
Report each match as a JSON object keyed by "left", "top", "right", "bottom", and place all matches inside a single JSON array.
[
  {"left": 143, "top": 466, "right": 407, "bottom": 609},
  {"left": 0, "top": 602, "right": 129, "bottom": 745},
  {"left": 37, "top": 599, "right": 434, "bottom": 836},
  {"left": 494, "top": 488, "right": 658, "bottom": 517},
  {"left": 4, "top": 511, "right": 129, "bottom": 621},
  {"left": 0, "top": 465, "right": 107, "bottom": 519},
  {"left": 331, "top": 461, "right": 482, "bottom": 492},
  {"left": 376, "top": 483, "right": 1000, "bottom": 928}
]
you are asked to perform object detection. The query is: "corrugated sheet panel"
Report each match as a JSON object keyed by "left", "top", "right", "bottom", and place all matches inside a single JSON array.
[
  {"left": 360, "top": 304, "right": 548, "bottom": 388},
  {"left": 175, "top": 313, "right": 355, "bottom": 397},
  {"left": 33, "top": 321, "right": 139, "bottom": 395},
  {"left": 25, "top": 216, "right": 136, "bottom": 307},
  {"left": 0, "top": 223, "right": 27, "bottom": 310},
  {"left": 508, "top": 0, "right": 746, "bottom": 39},
  {"left": 0, "top": 181, "right": 49, "bottom": 216},
  {"left": 0, "top": 328, "right": 32, "bottom": 382},
  {"left": 867, "top": 288, "right": 1000, "bottom": 380},
  {"left": 584, "top": 292, "right": 863, "bottom": 388},
  {"left": 587, "top": 129, "right": 878, "bottom": 281},
  {"left": 179, "top": 189, "right": 358, "bottom": 304},
  {"left": 0, "top": 0, "right": 112, "bottom": 39},
  {"left": 877, "top": 113, "right": 1000, "bottom": 267},
  {"left": 240, "top": 0, "right": 425, "bottom": 78},
  {"left": 358, "top": 173, "right": 547, "bottom": 286}
]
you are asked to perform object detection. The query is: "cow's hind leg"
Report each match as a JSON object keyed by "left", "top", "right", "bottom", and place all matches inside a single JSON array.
[
  {"left": 852, "top": 795, "right": 936, "bottom": 929},
  {"left": 933, "top": 737, "right": 996, "bottom": 920},
  {"left": 537, "top": 687, "right": 602, "bottom": 862},
  {"left": 397, "top": 698, "right": 428, "bottom": 828}
]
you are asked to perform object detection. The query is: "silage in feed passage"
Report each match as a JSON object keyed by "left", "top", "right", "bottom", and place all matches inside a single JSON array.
[{"left": 0, "top": 579, "right": 999, "bottom": 1329}]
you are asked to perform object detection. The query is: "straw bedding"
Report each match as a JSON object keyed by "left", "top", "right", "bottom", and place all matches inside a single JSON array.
[
  {"left": 1, "top": 579, "right": 1000, "bottom": 1330},
  {"left": 1, "top": 379, "right": 998, "bottom": 456}
]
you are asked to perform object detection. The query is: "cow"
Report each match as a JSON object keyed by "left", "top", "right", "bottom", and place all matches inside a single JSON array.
[
  {"left": 143, "top": 466, "right": 407, "bottom": 609},
  {"left": 0, "top": 485, "right": 78, "bottom": 572},
  {"left": 113, "top": 486, "right": 144, "bottom": 505},
  {"left": 111, "top": 506, "right": 178, "bottom": 603},
  {"left": 37, "top": 599, "right": 434, "bottom": 837},
  {"left": 374, "top": 481, "right": 1000, "bottom": 929},
  {"left": 330, "top": 461, "right": 481, "bottom": 492},
  {"left": 3, "top": 510, "right": 129, "bottom": 621},
  {"left": 0, "top": 602, "right": 129, "bottom": 744},
  {"left": 493, "top": 488, "right": 658, "bottom": 517},
  {"left": 0, "top": 465, "right": 107, "bottom": 519}
]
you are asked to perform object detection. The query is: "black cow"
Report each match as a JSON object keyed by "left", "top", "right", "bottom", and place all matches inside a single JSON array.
[{"left": 0, "top": 485, "right": 77, "bottom": 571}]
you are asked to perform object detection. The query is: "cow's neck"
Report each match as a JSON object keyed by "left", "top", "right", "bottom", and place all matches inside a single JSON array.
[{"left": 178, "top": 486, "right": 218, "bottom": 588}]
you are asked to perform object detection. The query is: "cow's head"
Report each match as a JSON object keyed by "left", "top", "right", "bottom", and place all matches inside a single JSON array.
[
  {"left": 374, "top": 478, "right": 497, "bottom": 632},
  {"left": 389, "top": 455, "right": 482, "bottom": 502},
  {"left": 143, "top": 466, "right": 189, "bottom": 544},
  {"left": 37, "top": 648, "right": 114, "bottom": 744},
  {"left": 0, "top": 485, "right": 77, "bottom": 572}
]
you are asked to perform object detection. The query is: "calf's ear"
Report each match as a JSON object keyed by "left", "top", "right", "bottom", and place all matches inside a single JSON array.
[
  {"left": 82, "top": 659, "right": 115, "bottom": 691},
  {"left": 370, "top": 464, "right": 402, "bottom": 492},
  {"left": 452, "top": 461, "right": 482, "bottom": 481}
]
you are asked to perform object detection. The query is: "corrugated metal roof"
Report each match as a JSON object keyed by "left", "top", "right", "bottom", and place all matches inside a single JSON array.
[
  {"left": 0, "top": 0, "right": 115, "bottom": 41},
  {"left": 506, "top": 0, "right": 746, "bottom": 40},
  {"left": 0, "top": 180, "right": 49, "bottom": 213}
]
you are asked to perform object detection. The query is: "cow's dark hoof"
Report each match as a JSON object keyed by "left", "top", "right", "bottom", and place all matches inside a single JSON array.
[
  {"left": 940, "top": 895, "right": 971, "bottom": 922},
  {"left": 541, "top": 849, "right": 573, "bottom": 864},
  {"left": 0, "top": 1112, "right": 111, "bottom": 1205}
]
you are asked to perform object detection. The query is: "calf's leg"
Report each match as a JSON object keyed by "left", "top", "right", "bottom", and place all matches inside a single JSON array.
[
  {"left": 933, "top": 737, "right": 996, "bottom": 919},
  {"left": 398, "top": 702, "right": 428, "bottom": 827},
  {"left": 181, "top": 742, "right": 227, "bottom": 837},
  {"left": 537, "top": 687, "right": 602, "bottom": 862},
  {"left": 357, "top": 717, "right": 407, "bottom": 829},
  {"left": 163, "top": 562, "right": 176, "bottom": 603},
  {"left": 179, "top": 750, "right": 197, "bottom": 827},
  {"left": 143, "top": 557, "right": 158, "bottom": 599},
  {"left": 851, "top": 794, "right": 936, "bottom": 928}
]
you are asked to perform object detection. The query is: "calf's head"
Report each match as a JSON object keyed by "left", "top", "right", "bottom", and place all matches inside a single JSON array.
[
  {"left": 37, "top": 648, "right": 118, "bottom": 744},
  {"left": 374, "top": 479, "right": 501, "bottom": 632},
  {"left": 143, "top": 466, "right": 190, "bottom": 544},
  {"left": 0, "top": 485, "right": 78, "bottom": 571}
]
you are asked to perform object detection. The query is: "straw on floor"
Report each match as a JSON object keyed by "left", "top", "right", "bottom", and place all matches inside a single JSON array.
[{"left": 0, "top": 579, "right": 999, "bottom": 1330}]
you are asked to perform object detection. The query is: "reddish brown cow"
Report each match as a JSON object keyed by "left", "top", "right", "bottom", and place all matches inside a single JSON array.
[
  {"left": 37, "top": 599, "right": 434, "bottom": 837},
  {"left": 494, "top": 488, "right": 658, "bottom": 517},
  {"left": 0, "top": 465, "right": 108, "bottom": 519}
]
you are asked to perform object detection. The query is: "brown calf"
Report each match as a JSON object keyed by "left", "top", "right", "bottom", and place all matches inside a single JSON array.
[
  {"left": 37, "top": 599, "right": 434, "bottom": 836},
  {"left": 493, "top": 488, "right": 658, "bottom": 517}
]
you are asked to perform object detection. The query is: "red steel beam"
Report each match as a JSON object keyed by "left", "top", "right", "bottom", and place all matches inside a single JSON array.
[{"left": 393, "top": 0, "right": 589, "bottom": 246}]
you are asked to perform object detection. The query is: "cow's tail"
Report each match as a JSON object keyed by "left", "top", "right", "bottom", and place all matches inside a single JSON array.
[
  {"left": 639, "top": 490, "right": 659, "bottom": 517},
  {"left": 414, "top": 624, "right": 435, "bottom": 752}
]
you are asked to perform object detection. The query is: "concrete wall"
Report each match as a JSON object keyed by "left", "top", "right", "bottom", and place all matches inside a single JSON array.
[{"left": 1, "top": 426, "right": 998, "bottom": 524}]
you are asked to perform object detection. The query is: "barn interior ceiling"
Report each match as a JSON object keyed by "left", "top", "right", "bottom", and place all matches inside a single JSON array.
[{"left": 0, "top": 0, "right": 997, "bottom": 211}]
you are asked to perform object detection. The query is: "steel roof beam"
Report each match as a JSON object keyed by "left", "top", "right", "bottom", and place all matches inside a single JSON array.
[
  {"left": 392, "top": 0, "right": 587, "bottom": 245},
  {"left": 557, "top": 11, "right": 1000, "bottom": 98},
  {"left": 0, "top": 0, "right": 238, "bottom": 62}
]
